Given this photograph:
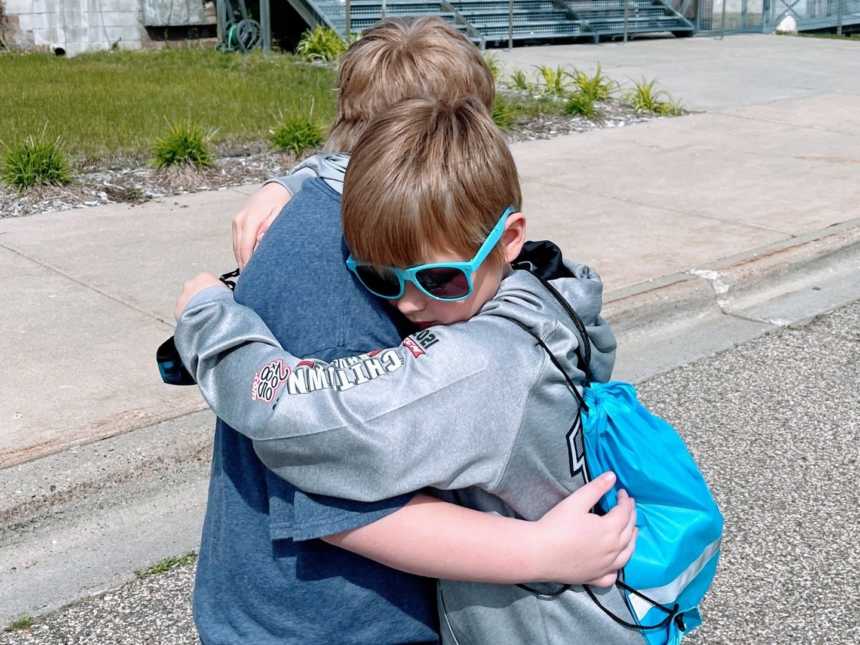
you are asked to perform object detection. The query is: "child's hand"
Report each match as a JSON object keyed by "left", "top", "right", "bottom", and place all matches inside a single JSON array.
[
  {"left": 531, "top": 472, "right": 637, "bottom": 587},
  {"left": 232, "top": 183, "right": 292, "bottom": 269},
  {"left": 175, "top": 273, "right": 228, "bottom": 320}
]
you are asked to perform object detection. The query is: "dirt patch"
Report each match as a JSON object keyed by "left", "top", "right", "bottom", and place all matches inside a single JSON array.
[{"left": 1, "top": 104, "right": 665, "bottom": 219}]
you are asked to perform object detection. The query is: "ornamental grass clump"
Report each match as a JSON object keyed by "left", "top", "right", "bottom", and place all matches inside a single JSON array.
[
  {"left": 571, "top": 65, "right": 615, "bottom": 103},
  {"left": 626, "top": 79, "right": 684, "bottom": 116},
  {"left": 535, "top": 65, "right": 571, "bottom": 98},
  {"left": 508, "top": 69, "right": 536, "bottom": 94},
  {"left": 269, "top": 116, "right": 323, "bottom": 156},
  {"left": 491, "top": 95, "right": 517, "bottom": 131},
  {"left": 564, "top": 91, "right": 599, "bottom": 119},
  {"left": 1, "top": 133, "right": 71, "bottom": 189},
  {"left": 296, "top": 26, "right": 347, "bottom": 62},
  {"left": 483, "top": 53, "right": 502, "bottom": 82},
  {"left": 152, "top": 121, "right": 214, "bottom": 170}
]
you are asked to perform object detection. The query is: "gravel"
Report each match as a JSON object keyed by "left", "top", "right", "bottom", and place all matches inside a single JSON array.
[
  {"left": 640, "top": 300, "right": 860, "bottom": 644},
  {"left": 0, "top": 562, "right": 197, "bottom": 644},
  {"left": 506, "top": 98, "right": 656, "bottom": 144},
  {"left": 0, "top": 99, "right": 663, "bottom": 220}
]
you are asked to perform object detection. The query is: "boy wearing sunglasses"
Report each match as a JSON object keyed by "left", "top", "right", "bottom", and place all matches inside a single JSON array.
[{"left": 175, "top": 96, "right": 641, "bottom": 644}]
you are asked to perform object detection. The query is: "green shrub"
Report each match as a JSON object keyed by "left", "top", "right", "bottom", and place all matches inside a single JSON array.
[
  {"left": 152, "top": 121, "right": 214, "bottom": 170},
  {"left": 626, "top": 79, "right": 683, "bottom": 116},
  {"left": 564, "top": 91, "right": 599, "bottom": 119},
  {"left": 570, "top": 65, "right": 615, "bottom": 103},
  {"left": 296, "top": 26, "right": 347, "bottom": 63},
  {"left": 535, "top": 65, "right": 570, "bottom": 98},
  {"left": 1, "top": 133, "right": 71, "bottom": 189},
  {"left": 483, "top": 53, "right": 502, "bottom": 83},
  {"left": 492, "top": 95, "right": 517, "bottom": 131},
  {"left": 269, "top": 116, "right": 323, "bottom": 156},
  {"left": 508, "top": 69, "right": 534, "bottom": 94}
]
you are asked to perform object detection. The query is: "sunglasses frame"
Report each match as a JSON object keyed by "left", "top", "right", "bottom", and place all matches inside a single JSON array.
[{"left": 346, "top": 206, "right": 515, "bottom": 302}]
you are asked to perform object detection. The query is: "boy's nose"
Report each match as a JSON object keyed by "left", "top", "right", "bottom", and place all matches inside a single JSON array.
[{"left": 395, "top": 283, "right": 426, "bottom": 316}]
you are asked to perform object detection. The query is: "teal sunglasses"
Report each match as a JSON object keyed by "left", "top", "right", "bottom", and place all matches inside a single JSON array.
[{"left": 346, "top": 206, "right": 515, "bottom": 302}]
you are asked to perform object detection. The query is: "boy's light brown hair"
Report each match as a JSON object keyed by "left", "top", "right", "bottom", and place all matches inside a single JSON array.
[
  {"left": 342, "top": 96, "right": 521, "bottom": 268},
  {"left": 325, "top": 17, "right": 495, "bottom": 153}
]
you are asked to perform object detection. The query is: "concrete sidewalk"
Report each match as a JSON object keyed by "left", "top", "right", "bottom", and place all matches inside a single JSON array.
[
  {"left": 2, "top": 32, "right": 860, "bottom": 624},
  {"left": 496, "top": 34, "right": 860, "bottom": 112}
]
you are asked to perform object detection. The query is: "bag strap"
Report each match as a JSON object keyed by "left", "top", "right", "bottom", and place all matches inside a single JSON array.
[
  {"left": 584, "top": 581, "right": 682, "bottom": 632},
  {"left": 511, "top": 262, "right": 593, "bottom": 385},
  {"left": 510, "top": 266, "right": 684, "bottom": 634},
  {"left": 507, "top": 318, "right": 586, "bottom": 411}
]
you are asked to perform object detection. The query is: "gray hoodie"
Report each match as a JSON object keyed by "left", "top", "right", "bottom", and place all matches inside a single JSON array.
[{"left": 176, "top": 262, "right": 648, "bottom": 644}]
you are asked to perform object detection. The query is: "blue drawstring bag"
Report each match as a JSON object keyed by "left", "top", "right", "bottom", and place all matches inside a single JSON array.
[
  {"left": 513, "top": 243, "right": 723, "bottom": 644},
  {"left": 581, "top": 381, "right": 724, "bottom": 645}
]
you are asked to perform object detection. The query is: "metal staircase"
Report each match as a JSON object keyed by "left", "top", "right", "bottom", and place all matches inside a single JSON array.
[
  {"left": 284, "top": 0, "right": 695, "bottom": 44},
  {"left": 568, "top": 1, "right": 693, "bottom": 39}
]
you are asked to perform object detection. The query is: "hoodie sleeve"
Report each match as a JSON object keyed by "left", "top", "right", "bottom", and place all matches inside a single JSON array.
[
  {"left": 174, "top": 288, "right": 532, "bottom": 502},
  {"left": 265, "top": 153, "right": 348, "bottom": 196},
  {"left": 264, "top": 154, "right": 326, "bottom": 196}
]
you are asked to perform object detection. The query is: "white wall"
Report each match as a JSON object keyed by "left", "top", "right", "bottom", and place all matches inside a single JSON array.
[
  {"left": 4, "top": 0, "right": 145, "bottom": 55},
  {"left": 2, "top": 0, "right": 209, "bottom": 56}
]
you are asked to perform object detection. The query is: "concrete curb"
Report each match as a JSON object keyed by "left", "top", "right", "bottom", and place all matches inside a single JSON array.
[{"left": 604, "top": 216, "right": 860, "bottom": 334}]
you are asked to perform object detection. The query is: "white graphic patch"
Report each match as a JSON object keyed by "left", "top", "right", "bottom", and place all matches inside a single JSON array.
[{"left": 285, "top": 349, "right": 405, "bottom": 395}]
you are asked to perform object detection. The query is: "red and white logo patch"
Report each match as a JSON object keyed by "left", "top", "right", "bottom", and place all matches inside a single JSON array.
[
  {"left": 402, "top": 337, "right": 425, "bottom": 359},
  {"left": 252, "top": 359, "right": 291, "bottom": 403}
]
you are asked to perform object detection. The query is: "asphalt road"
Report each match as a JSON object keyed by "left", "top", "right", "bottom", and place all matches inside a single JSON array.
[{"left": 3, "top": 299, "right": 858, "bottom": 645}]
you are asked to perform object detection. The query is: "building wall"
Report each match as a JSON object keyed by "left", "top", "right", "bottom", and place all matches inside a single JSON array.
[{"left": 2, "top": 0, "right": 208, "bottom": 56}]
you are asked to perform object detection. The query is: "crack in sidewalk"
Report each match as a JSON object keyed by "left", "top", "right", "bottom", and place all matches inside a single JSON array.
[{"left": 0, "top": 243, "right": 174, "bottom": 328}]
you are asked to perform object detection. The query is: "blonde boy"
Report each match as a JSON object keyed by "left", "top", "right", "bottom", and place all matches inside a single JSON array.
[{"left": 177, "top": 96, "right": 639, "bottom": 643}]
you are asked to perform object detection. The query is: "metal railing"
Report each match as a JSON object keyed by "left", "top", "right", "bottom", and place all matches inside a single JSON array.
[
  {"left": 563, "top": 0, "right": 694, "bottom": 42},
  {"left": 669, "top": 0, "right": 860, "bottom": 34},
  {"left": 440, "top": 1, "right": 487, "bottom": 49}
]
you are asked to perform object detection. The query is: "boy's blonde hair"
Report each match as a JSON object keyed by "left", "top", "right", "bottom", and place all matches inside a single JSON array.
[
  {"left": 325, "top": 17, "right": 495, "bottom": 153},
  {"left": 342, "top": 96, "right": 521, "bottom": 268}
]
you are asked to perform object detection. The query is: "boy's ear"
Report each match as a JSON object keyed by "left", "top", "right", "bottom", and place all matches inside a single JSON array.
[{"left": 501, "top": 212, "right": 527, "bottom": 263}]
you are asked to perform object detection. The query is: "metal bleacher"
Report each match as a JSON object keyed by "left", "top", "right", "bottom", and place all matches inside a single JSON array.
[{"left": 286, "top": 0, "right": 695, "bottom": 45}]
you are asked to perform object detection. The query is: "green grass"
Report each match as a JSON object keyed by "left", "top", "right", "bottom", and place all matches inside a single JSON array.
[
  {"left": 152, "top": 121, "right": 214, "bottom": 169},
  {"left": 483, "top": 53, "right": 502, "bottom": 83},
  {"left": 626, "top": 79, "right": 684, "bottom": 116},
  {"left": 135, "top": 552, "right": 197, "bottom": 578},
  {"left": 570, "top": 65, "right": 615, "bottom": 103},
  {"left": 4, "top": 615, "right": 33, "bottom": 632},
  {"left": 0, "top": 49, "right": 337, "bottom": 163},
  {"left": 492, "top": 92, "right": 568, "bottom": 130},
  {"left": 534, "top": 65, "right": 571, "bottom": 98},
  {"left": 507, "top": 69, "right": 534, "bottom": 94},
  {"left": 1, "top": 132, "right": 71, "bottom": 188},
  {"left": 270, "top": 115, "right": 323, "bottom": 155},
  {"left": 564, "top": 91, "right": 599, "bottom": 119}
]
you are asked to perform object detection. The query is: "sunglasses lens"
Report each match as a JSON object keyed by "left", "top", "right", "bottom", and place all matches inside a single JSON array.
[
  {"left": 416, "top": 268, "right": 470, "bottom": 300},
  {"left": 354, "top": 265, "right": 402, "bottom": 298}
]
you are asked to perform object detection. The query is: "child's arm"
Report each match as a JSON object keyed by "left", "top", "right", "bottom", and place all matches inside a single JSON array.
[
  {"left": 325, "top": 480, "right": 636, "bottom": 587},
  {"left": 174, "top": 278, "right": 536, "bottom": 502},
  {"left": 232, "top": 154, "right": 347, "bottom": 267},
  {"left": 232, "top": 182, "right": 292, "bottom": 268}
]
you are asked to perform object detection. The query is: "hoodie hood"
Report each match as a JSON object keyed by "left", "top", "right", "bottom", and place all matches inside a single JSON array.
[{"left": 482, "top": 253, "right": 617, "bottom": 389}]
